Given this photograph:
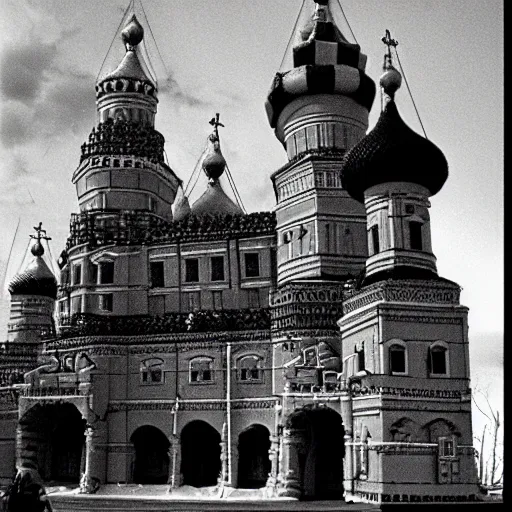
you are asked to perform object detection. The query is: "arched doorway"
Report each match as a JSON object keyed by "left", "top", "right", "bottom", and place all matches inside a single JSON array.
[
  {"left": 180, "top": 420, "right": 220, "bottom": 487},
  {"left": 130, "top": 426, "right": 170, "bottom": 484},
  {"left": 238, "top": 424, "right": 271, "bottom": 489},
  {"left": 18, "top": 403, "right": 86, "bottom": 484},
  {"left": 285, "top": 407, "right": 345, "bottom": 500}
]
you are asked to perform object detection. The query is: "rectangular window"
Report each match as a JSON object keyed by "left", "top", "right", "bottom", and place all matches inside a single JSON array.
[
  {"left": 185, "top": 258, "right": 199, "bottom": 282},
  {"left": 99, "top": 261, "right": 114, "bottom": 284},
  {"left": 370, "top": 225, "right": 380, "bottom": 254},
  {"left": 190, "top": 358, "right": 213, "bottom": 383},
  {"left": 71, "top": 295, "right": 82, "bottom": 314},
  {"left": 270, "top": 248, "right": 277, "bottom": 281},
  {"left": 89, "top": 263, "right": 98, "bottom": 284},
  {"left": 247, "top": 289, "right": 260, "bottom": 308},
  {"left": 150, "top": 261, "right": 165, "bottom": 288},
  {"left": 389, "top": 346, "right": 406, "bottom": 374},
  {"left": 439, "top": 438, "right": 455, "bottom": 457},
  {"left": 430, "top": 347, "right": 447, "bottom": 375},
  {"left": 73, "top": 264, "right": 82, "bottom": 285},
  {"left": 212, "top": 290, "right": 223, "bottom": 310},
  {"left": 244, "top": 253, "right": 260, "bottom": 277},
  {"left": 409, "top": 221, "right": 423, "bottom": 250},
  {"left": 186, "top": 291, "right": 201, "bottom": 311},
  {"left": 357, "top": 343, "right": 365, "bottom": 372},
  {"left": 210, "top": 256, "right": 225, "bottom": 281},
  {"left": 99, "top": 293, "right": 113, "bottom": 312}
]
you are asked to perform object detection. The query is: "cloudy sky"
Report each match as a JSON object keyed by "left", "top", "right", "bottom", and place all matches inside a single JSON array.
[{"left": 0, "top": 0, "right": 503, "bottom": 459}]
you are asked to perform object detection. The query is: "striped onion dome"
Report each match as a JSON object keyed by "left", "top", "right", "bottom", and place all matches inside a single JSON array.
[
  {"left": 265, "top": 0, "right": 375, "bottom": 128},
  {"left": 341, "top": 99, "right": 448, "bottom": 203},
  {"left": 8, "top": 242, "right": 57, "bottom": 299}
]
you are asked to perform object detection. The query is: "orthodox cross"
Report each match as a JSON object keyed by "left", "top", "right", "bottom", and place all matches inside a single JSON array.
[
  {"left": 30, "top": 222, "right": 52, "bottom": 242},
  {"left": 209, "top": 113, "right": 225, "bottom": 140},
  {"left": 381, "top": 29, "right": 398, "bottom": 67}
]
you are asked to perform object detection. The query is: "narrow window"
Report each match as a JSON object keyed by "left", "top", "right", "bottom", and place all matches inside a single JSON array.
[
  {"left": 99, "top": 293, "right": 113, "bottom": 312},
  {"left": 370, "top": 225, "right": 379, "bottom": 255},
  {"left": 357, "top": 343, "right": 365, "bottom": 372},
  {"left": 389, "top": 344, "right": 406, "bottom": 374},
  {"left": 140, "top": 358, "right": 164, "bottom": 385},
  {"left": 409, "top": 221, "right": 423, "bottom": 250},
  {"left": 439, "top": 437, "right": 456, "bottom": 457},
  {"left": 238, "top": 355, "right": 262, "bottom": 382},
  {"left": 150, "top": 261, "right": 165, "bottom": 288},
  {"left": 186, "top": 291, "right": 201, "bottom": 311},
  {"left": 99, "top": 261, "right": 114, "bottom": 284},
  {"left": 89, "top": 263, "right": 98, "bottom": 284},
  {"left": 244, "top": 253, "right": 260, "bottom": 277},
  {"left": 247, "top": 289, "right": 260, "bottom": 308},
  {"left": 189, "top": 357, "right": 213, "bottom": 383},
  {"left": 325, "top": 223, "right": 331, "bottom": 252},
  {"left": 430, "top": 346, "right": 447, "bottom": 375},
  {"left": 71, "top": 295, "right": 82, "bottom": 314},
  {"left": 185, "top": 259, "right": 199, "bottom": 282},
  {"left": 73, "top": 264, "right": 82, "bottom": 285},
  {"left": 212, "top": 290, "right": 223, "bottom": 310},
  {"left": 211, "top": 256, "right": 225, "bottom": 282}
]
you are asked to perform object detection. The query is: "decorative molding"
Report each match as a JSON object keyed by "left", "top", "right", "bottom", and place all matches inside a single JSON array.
[{"left": 379, "top": 493, "right": 481, "bottom": 503}]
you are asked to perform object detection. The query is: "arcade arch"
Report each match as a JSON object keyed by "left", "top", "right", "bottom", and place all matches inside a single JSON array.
[
  {"left": 130, "top": 425, "right": 170, "bottom": 484},
  {"left": 237, "top": 424, "right": 271, "bottom": 489}
]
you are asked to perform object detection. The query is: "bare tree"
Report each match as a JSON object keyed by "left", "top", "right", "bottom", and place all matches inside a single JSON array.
[{"left": 472, "top": 388, "right": 503, "bottom": 489}]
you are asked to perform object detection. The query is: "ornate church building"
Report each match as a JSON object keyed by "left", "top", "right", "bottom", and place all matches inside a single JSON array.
[{"left": 0, "top": 0, "right": 481, "bottom": 505}]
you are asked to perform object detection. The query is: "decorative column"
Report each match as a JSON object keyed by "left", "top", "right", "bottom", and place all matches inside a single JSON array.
[
  {"left": 266, "top": 402, "right": 282, "bottom": 496},
  {"left": 277, "top": 427, "right": 302, "bottom": 499},
  {"left": 218, "top": 422, "right": 228, "bottom": 486},
  {"left": 168, "top": 435, "right": 181, "bottom": 489},
  {"left": 340, "top": 390, "right": 354, "bottom": 496},
  {"left": 79, "top": 422, "right": 107, "bottom": 493}
]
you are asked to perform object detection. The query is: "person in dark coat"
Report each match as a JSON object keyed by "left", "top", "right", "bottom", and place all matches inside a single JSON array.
[{"left": 2, "top": 468, "right": 53, "bottom": 512}]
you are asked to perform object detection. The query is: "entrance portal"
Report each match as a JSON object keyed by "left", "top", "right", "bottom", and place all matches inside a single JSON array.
[
  {"left": 237, "top": 424, "right": 271, "bottom": 488},
  {"left": 131, "top": 426, "right": 170, "bottom": 484},
  {"left": 286, "top": 407, "right": 345, "bottom": 500},
  {"left": 180, "top": 420, "right": 220, "bottom": 487},
  {"left": 18, "top": 403, "right": 86, "bottom": 484}
]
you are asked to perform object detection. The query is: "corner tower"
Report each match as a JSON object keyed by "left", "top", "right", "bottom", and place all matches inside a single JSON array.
[
  {"left": 74, "top": 15, "right": 180, "bottom": 218},
  {"left": 337, "top": 35, "right": 479, "bottom": 503},
  {"left": 266, "top": 0, "right": 376, "bottom": 284}
]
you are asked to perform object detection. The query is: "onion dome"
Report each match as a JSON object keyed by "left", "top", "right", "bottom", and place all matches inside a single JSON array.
[
  {"left": 341, "top": 101, "right": 448, "bottom": 203},
  {"left": 96, "top": 14, "right": 156, "bottom": 99},
  {"left": 202, "top": 133, "right": 226, "bottom": 181},
  {"left": 8, "top": 240, "right": 57, "bottom": 300},
  {"left": 265, "top": 0, "right": 375, "bottom": 128},
  {"left": 190, "top": 181, "right": 244, "bottom": 216}
]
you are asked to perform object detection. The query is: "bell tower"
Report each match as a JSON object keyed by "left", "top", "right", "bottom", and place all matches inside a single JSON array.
[{"left": 266, "top": 0, "right": 376, "bottom": 284}]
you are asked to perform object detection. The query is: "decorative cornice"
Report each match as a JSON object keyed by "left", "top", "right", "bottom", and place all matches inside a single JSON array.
[{"left": 66, "top": 210, "right": 276, "bottom": 251}]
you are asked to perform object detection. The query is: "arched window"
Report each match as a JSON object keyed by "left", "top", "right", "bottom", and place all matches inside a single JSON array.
[
  {"left": 189, "top": 357, "right": 214, "bottom": 383},
  {"left": 140, "top": 358, "right": 164, "bottom": 385},
  {"left": 428, "top": 342, "right": 449, "bottom": 376},
  {"left": 389, "top": 342, "right": 407, "bottom": 375},
  {"left": 238, "top": 355, "right": 263, "bottom": 382}
]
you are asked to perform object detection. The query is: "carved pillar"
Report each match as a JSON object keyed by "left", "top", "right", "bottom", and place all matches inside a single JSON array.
[
  {"left": 219, "top": 422, "right": 228, "bottom": 486},
  {"left": 340, "top": 390, "right": 354, "bottom": 496},
  {"left": 277, "top": 427, "right": 302, "bottom": 499},
  {"left": 79, "top": 423, "right": 107, "bottom": 493},
  {"left": 168, "top": 435, "right": 181, "bottom": 489},
  {"left": 266, "top": 433, "right": 281, "bottom": 495}
]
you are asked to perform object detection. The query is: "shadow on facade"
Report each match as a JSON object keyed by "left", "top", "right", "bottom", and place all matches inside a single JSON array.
[
  {"left": 237, "top": 424, "right": 271, "bottom": 489},
  {"left": 286, "top": 406, "right": 345, "bottom": 500},
  {"left": 180, "top": 420, "right": 220, "bottom": 487},
  {"left": 131, "top": 425, "right": 170, "bottom": 484},
  {"left": 18, "top": 403, "right": 86, "bottom": 484}
]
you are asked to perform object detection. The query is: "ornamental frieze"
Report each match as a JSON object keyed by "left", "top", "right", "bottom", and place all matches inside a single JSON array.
[
  {"left": 371, "top": 444, "right": 437, "bottom": 455},
  {"left": 351, "top": 384, "right": 465, "bottom": 400},
  {"left": 343, "top": 280, "right": 461, "bottom": 315},
  {"left": 107, "top": 399, "right": 275, "bottom": 413},
  {"left": 380, "top": 314, "right": 463, "bottom": 325}
]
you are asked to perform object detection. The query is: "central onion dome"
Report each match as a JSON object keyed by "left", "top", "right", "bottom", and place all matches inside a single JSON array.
[
  {"left": 189, "top": 126, "right": 243, "bottom": 216},
  {"left": 8, "top": 239, "right": 57, "bottom": 300},
  {"left": 341, "top": 61, "right": 448, "bottom": 202}
]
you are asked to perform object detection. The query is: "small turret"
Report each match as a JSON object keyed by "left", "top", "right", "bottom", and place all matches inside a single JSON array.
[
  {"left": 341, "top": 31, "right": 448, "bottom": 284},
  {"left": 7, "top": 223, "right": 57, "bottom": 344}
]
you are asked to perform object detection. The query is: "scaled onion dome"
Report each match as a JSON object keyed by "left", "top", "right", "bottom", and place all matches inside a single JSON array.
[
  {"left": 8, "top": 241, "right": 57, "bottom": 300},
  {"left": 341, "top": 64, "right": 448, "bottom": 202},
  {"left": 266, "top": 0, "right": 375, "bottom": 128},
  {"left": 190, "top": 133, "right": 243, "bottom": 216}
]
